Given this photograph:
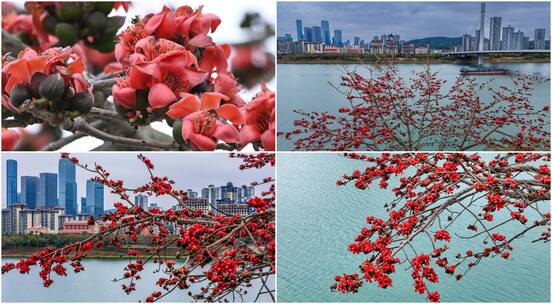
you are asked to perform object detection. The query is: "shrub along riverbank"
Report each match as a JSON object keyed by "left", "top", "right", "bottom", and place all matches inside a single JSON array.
[
  {"left": 277, "top": 53, "right": 551, "bottom": 64},
  {"left": 1, "top": 233, "right": 178, "bottom": 258}
]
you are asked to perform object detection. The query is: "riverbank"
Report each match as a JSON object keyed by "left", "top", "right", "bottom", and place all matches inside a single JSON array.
[
  {"left": 1, "top": 247, "right": 181, "bottom": 259},
  {"left": 277, "top": 54, "right": 551, "bottom": 64}
]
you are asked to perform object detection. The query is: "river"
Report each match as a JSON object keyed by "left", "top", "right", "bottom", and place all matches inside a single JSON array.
[
  {"left": 277, "top": 63, "right": 551, "bottom": 151},
  {"left": 277, "top": 153, "right": 551, "bottom": 302},
  {"left": 1, "top": 258, "right": 274, "bottom": 302}
]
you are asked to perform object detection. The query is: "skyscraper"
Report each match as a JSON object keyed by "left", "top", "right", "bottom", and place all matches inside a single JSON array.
[
  {"left": 38, "top": 173, "right": 57, "bottom": 209},
  {"left": 502, "top": 25, "right": 514, "bottom": 50},
  {"left": 321, "top": 20, "right": 331, "bottom": 45},
  {"left": 58, "top": 158, "right": 77, "bottom": 216},
  {"left": 534, "top": 28, "right": 546, "bottom": 49},
  {"left": 81, "top": 197, "right": 87, "bottom": 214},
  {"left": 313, "top": 26, "right": 322, "bottom": 43},
  {"left": 86, "top": 179, "right": 104, "bottom": 217},
  {"left": 6, "top": 159, "right": 17, "bottom": 206},
  {"left": 333, "top": 30, "right": 343, "bottom": 47},
  {"left": 474, "top": 30, "right": 481, "bottom": 51},
  {"left": 489, "top": 17, "right": 502, "bottom": 50},
  {"left": 354, "top": 36, "right": 360, "bottom": 46},
  {"left": 304, "top": 27, "right": 313, "bottom": 42},
  {"left": 135, "top": 194, "right": 148, "bottom": 210},
  {"left": 20, "top": 176, "right": 38, "bottom": 209},
  {"left": 462, "top": 34, "right": 472, "bottom": 51},
  {"left": 295, "top": 19, "right": 304, "bottom": 40},
  {"left": 512, "top": 30, "right": 525, "bottom": 50}
]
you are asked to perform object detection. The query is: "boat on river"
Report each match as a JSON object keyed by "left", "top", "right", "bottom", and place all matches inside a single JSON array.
[{"left": 460, "top": 68, "right": 510, "bottom": 76}]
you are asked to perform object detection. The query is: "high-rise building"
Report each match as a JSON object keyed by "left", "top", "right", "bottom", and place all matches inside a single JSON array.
[
  {"left": 186, "top": 189, "right": 198, "bottom": 199},
  {"left": 474, "top": 30, "right": 481, "bottom": 51},
  {"left": 512, "top": 30, "right": 525, "bottom": 50},
  {"left": 20, "top": 176, "right": 38, "bottom": 209},
  {"left": 38, "top": 173, "right": 57, "bottom": 209},
  {"left": 354, "top": 36, "right": 360, "bottom": 46},
  {"left": 489, "top": 17, "right": 502, "bottom": 50},
  {"left": 135, "top": 194, "right": 148, "bottom": 210},
  {"left": 6, "top": 159, "right": 18, "bottom": 206},
  {"left": 534, "top": 28, "right": 546, "bottom": 49},
  {"left": 304, "top": 27, "right": 313, "bottom": 42},
  {"left": 321, "top": 20, "right": 331, "bottom": 45},
  {"left": 80, "top": 197, "right": 87, "bottom": 214},
  {"left": 462, "top": 34, "right": 472, "bottom": 51},
  {"left": 86, "top": 179, "right": 104, "bottom": 217},
  {"left": 58, "top": 158, "right": 77, "bottom": 216},
  {"left": 333, "top": 29, "right": 343, "bottom": 47},
  {"left": 2, "top": 204, "right": 66, "bottom": 234},
  {"left": 502, "top": 25, "right": 514, "bottom": 50},
  {"left": 296, "top": 19, "right": 304, "bottom": 40},
  {"left": 313, "top": 26, "right": 322, "bottom": 43}
]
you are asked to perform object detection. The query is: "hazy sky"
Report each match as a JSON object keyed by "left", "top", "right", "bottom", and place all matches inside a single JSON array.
[
  {"left": 278, "top": 1, "right": 550, "bottom": 41},
  {"left": 2, "top": 153, "right": 274, "bottom": 210}
]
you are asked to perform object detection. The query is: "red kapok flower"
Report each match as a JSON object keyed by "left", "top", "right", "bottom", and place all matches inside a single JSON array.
[
  {"left": 167, "top": 92, "right": 243, "bottom": 125},
  {"left": 181, "top": 111, "right": 240, "bottom": 151},
  {"left": 144, "top": 6, "right": 177, "bottom": 39},
  {"left": 240, "top": 85, "right": 275, "bottom": 151}
]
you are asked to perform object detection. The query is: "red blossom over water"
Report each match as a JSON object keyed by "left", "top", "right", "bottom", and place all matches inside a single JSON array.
[
  {"left": 2, "top": 152, "right": 275, "bottom": 302},
  {"left": 283, "top": 62, "right": 550, "bottom": 151},
  {"left": 332, "top": 152, "right": 550, "bottom": 302}
]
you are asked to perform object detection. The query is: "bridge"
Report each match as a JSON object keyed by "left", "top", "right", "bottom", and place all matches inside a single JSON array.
[{"left": 448, "top": 50, "right": 551, "bottom": 56}]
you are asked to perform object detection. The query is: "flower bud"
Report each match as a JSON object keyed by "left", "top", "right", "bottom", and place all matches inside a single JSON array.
[
  {"left": 94, "top": 2, "right": 114, "bottom": 14},
  {"left": 9, "top": 84, "right": 32, "bottom": 108},
  {"left": 55, "top": 23, "right": 79, "bottom": 45},
  {"left": 85, "top": 11, "right": 106, "bottom": 32},
  {"left": 56, "top": 3, "right": 82, "bottom": 22},
  {"left": 30, "top": 72, "right": 48, "bottom": 98},
  {"left": 39, "top": 74, "right": 65, "bottom": 102},
  {"left": 69, "top": 92, "right": 93, "bottom": 114},
  {"left": 59, "top": 87, "right": 76, "bottom": 111},
  {"left": 42, "top": 15, "right": 58, "bottom": 35},
  {"left": 172, "top": 119, "right": 185, "bottom": 145}
]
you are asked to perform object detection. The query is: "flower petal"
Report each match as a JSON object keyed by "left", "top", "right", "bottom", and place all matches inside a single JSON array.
[
  {"left": 216, "top": 103, "right": 244, "bottom": 125},
  {"left": 200, "top": 92, "right": 228, "bottom": 111},
  {"left": 239, "top": 125, "right": 261, "bottom": 147},
  {"left": 166, "top": 94, "right": 201, "bottom": 119},
  {"left": 188, "top": 33, "right": 213, "bottom": 48},
  {"left": 181, "top": 118, "right": 194, "bottom": 140},
  {"left": 148, "top": 83, "right": 177, "bottom": 108},
  {"left": 189, "top": 133, "right": 216, "bottom": 151},
  {"left": 112, "top": 85, "right": 136, "bottom": 109},
  {"left": 213, "top": 124, "right": 240, "bottom": 143},
  {"left": 261, "top": 129, "right": 275, "bottom": 151}
]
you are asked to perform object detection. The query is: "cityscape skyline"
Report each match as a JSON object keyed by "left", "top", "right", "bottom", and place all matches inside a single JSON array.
[
  {"left": 277, "top": 2, "right": 550, "bottom": 42},
  {"left": 2, "top": 153, "right": 273, "bottom": 211}
]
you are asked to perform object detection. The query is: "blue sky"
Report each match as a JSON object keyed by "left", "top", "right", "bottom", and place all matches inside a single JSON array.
[
  {"left": 278, "top": 1, "right": 551, "bottom": 41},
  {"left": 2, "top": 153, "right": 274, "bottom": 210}
]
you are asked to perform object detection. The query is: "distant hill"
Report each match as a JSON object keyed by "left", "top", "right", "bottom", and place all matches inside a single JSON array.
[{"left": 407, "top": 37, "right": 462, "bottom": 50}]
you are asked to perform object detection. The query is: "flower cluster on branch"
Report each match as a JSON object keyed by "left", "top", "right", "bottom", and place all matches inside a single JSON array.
[
  {"left": 2, "top": 152, "right": 275, "bottom": 302},
  {"left": 284, "top": 62, "right": 550, "bottom": 151},
  {"left": 331, "top": 152, "right": 550, "bottom": 302}
]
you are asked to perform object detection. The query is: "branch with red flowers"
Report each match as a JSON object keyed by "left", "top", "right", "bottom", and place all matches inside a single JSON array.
[
  {"left": 2, "top": 152, "right": 275, "bottom": 302},
  {"left": 283, "top": 61, "right": 550, "bottom": 151},
  {"left": 331, "top": 153, "right": 550, "bottom": 302},
  {"left": 2, "top": 3, "right": 275, "bottom": 151}
]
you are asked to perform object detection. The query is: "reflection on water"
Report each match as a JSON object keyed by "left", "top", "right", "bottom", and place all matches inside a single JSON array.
[
  {"left": 1, "top": 258, "right": 274, "bottom": 302},
  {"left": 277, "top": 63, "right": 551, "bottom": 151},
  {"left": 277, "top": 153, "right": 551, "bottom": 302}
]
